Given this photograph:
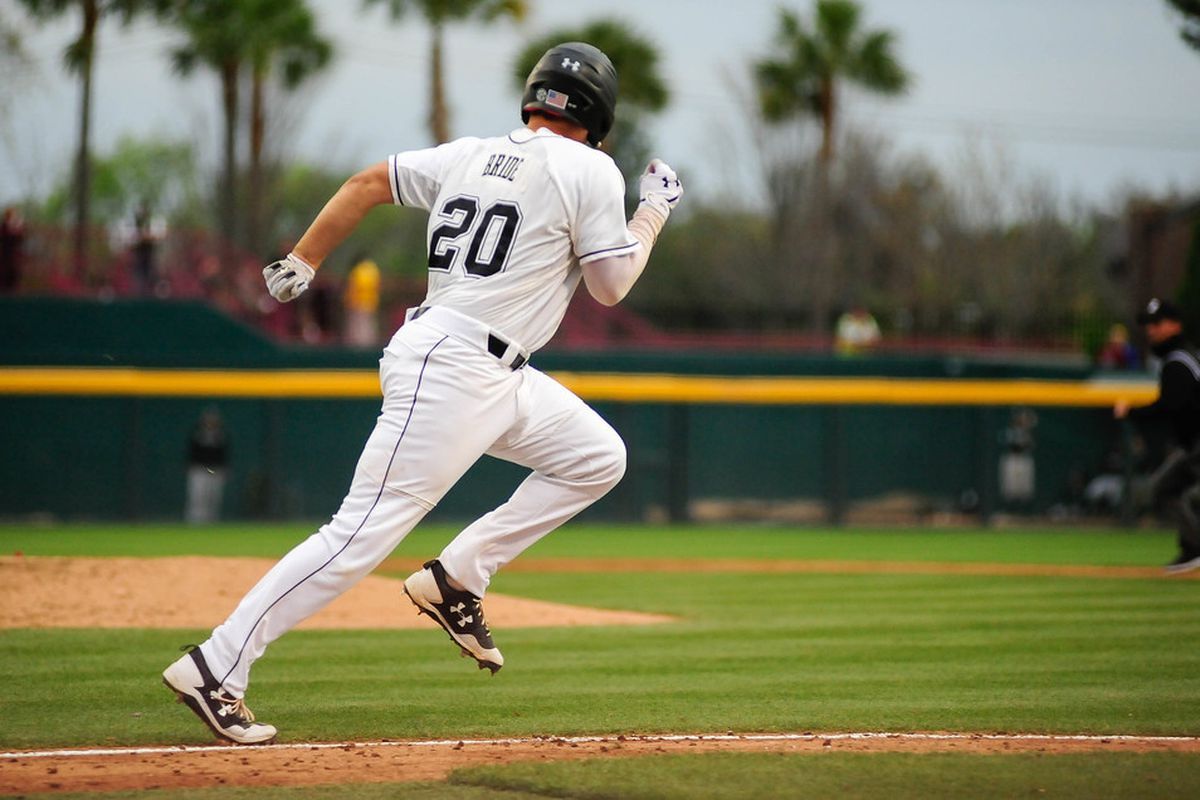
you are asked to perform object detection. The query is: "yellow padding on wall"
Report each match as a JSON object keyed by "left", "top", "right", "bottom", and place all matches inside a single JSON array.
[
  {"left": 0, "top": 368, "right": 380, "bottom": 398},
  {"left": 0, "top": 368, "right": 1158, "bottom": 407}
]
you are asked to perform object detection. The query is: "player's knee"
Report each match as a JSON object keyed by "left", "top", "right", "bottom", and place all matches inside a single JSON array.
[
  {"left": 591, "top": 432, "right": 627, "bottom": 493},
  {"left": 555, "top": 424, "right": 626, "bottom": 496}
]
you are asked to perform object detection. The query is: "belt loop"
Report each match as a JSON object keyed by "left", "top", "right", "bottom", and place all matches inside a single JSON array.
[
  {"left": 487, "top": 334, "right": 507, "bottom": 361},
  {"left": 487, "top": 333, "right": 527, "bottom": 370}
]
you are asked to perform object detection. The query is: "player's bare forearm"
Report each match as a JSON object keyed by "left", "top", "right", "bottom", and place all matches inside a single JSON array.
[{"left": 293, "top": 162, "right": 393, "bottom": 269}]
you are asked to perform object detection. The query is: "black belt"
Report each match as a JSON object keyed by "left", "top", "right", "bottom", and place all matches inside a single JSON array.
[
  {"left": 488, "top": 334, "right": 528, "bottom": 369},
  {"left": 411, "top": 306, "right": 527, "bottom": 370}
]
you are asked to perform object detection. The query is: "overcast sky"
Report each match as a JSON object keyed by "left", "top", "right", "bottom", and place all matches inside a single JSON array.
[{"left": 4, "top": 0, "right": 1199, "bottom": 211}]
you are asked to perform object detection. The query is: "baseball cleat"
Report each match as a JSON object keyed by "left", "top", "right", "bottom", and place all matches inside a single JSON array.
[
  {"left": 403, "top": 559, "right": 504, "bottom": 674},
  {"left": 1164, "top": 552, "right": 1200, "bottom": 575},
  {"left": 162, "top": 647, "right": 277, "bottom": 745}
]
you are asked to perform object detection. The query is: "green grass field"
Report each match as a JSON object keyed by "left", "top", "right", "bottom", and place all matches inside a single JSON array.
[{"left": 2, "top": 522, "right": 1199, "bottom": 798}]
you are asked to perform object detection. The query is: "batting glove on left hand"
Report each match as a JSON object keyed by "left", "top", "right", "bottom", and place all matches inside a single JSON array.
[
  {"left": 263, "top": 253, "right": 315, "bottom": 303},
  {"left": 638, "top": 159, "right": 683, "bottom": 219}
]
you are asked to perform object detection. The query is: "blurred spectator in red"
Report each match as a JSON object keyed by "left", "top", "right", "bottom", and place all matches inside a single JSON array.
[
  {"left": 1098, "top": 323, "right": 1140, "bottom": 370},
  {"left": 1, "top": 206, "right": 26, "bottom": 292}
]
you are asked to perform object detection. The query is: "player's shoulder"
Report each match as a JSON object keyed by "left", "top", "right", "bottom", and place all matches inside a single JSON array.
[
  {"left": 431, "top": 134, "right": 488, "bottom": 156},
  {"left": 505, "top": 127, "right": 617, "bottom": 170},
  {"left": 392, "top": 135, "right": 487, "bottom": 172},
  {"left": 433, "top": 130, "right": 595, "bottom": 163}
]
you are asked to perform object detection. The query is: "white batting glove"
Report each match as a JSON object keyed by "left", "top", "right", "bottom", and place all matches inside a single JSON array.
[
  {"left": 263, "top": 253, "right": 315, "bottom": 303},
  {"left": 638, "top": 159, "right": 683, "bottom": 219}
]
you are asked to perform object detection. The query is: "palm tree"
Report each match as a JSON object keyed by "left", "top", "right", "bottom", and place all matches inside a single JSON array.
[
  {"left": 1, "top": 8, "right": 26, "bottom": 65},
  {"left": 1, "top": 8, "right": 30, "bottom": 114},
  {"left": 171, "top": 0, "right": 246, "bottom": 266},
  {"left": 1163, "top": 2, "right": 1200, "bottom": 337},
  {"left": 364, "top": 0, "right": 528, "bottom": 144},
  {"left": 512, "top": 19, "right": 669, "bottom": 188},
  {"left": 16, "top": 0, "right": 169, "bottom": 279},
  {"left": 172, "top": 1, "right": 330, "bottom": 262},
  {"left": 244, "top": 1, "right": 332, "bottom": 255},
  {"left": 1164, "top": 0, "right": 1200, "bottom": 52},
  {"left": 755, "top": 0, "right": 908, "bottom": 164}
]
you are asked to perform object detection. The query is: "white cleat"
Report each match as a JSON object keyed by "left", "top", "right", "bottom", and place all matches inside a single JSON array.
[
  {"left": 403, "top": 559, "right": 504, "bottom": 673},
  {"left": 162, "top": 648, "right": 277, "bottom": 744}
]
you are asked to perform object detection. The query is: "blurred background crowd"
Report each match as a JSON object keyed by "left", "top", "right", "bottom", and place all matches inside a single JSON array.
[{"left": 0, "top": 0, "right": 1197, "bottom": 362}]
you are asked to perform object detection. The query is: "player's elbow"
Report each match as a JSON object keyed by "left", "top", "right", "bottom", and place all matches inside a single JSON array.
[{"left": 586, "top": 282, "right": 627, "bottom": 307}]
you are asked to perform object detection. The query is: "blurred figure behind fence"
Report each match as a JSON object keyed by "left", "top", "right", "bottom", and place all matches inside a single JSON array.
[
  {"left": 835, "top": 305, "right": 881, "bottom": 356},
  {"left": 186, "top": 408, "right": 230, "bottom": 524},
  {"left": 1, "top": 206, "right": 26, "bottom": 292},
  {"left": 1098, "top": 323, "right": 1140, "bottom": 370}
]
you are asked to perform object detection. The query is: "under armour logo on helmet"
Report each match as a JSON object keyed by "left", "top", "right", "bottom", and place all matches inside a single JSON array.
[{"left": 562, "top": 58, "right": 581, "bottom": 72}]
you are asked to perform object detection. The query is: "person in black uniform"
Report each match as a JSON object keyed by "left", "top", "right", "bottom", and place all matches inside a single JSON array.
[
  {"left": 186, "top": 408, "right": 230, "bottom": 524},
  {"left": 1114, "top": 298, "right": 1200, "bottom": 573}
]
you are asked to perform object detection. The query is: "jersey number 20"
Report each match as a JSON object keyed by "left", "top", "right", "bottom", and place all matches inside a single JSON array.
[{"left": 428, "top": 196, "right": 523, "bottom": 278}]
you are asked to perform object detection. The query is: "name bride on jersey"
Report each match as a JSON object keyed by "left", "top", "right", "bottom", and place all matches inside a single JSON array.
[{"left": 482, "top": 153, "right": 525, "bottom": 182}]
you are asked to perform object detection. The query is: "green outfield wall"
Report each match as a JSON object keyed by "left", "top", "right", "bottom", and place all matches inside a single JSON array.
[{"left": 0, "top": 298, "right": 1159, "bottom": 524}]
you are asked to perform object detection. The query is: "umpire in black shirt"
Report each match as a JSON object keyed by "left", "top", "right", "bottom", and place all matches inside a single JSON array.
[{"left": 1114, "top": 298, "right": 1200, "bottom": 573}]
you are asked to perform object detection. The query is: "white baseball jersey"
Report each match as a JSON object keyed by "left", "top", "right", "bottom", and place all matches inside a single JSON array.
[{"left": 387, "top": 126, "right": 638, "bottom": 351}]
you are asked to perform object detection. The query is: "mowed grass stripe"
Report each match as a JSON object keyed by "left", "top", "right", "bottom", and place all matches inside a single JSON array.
[
  {"left": 0, "top": 523, "right": 1182, "bottom": 566},
  {"left": 380, "top": 557, "right": 1194, "bottom": 579},
  {"left": 451, "top": 751, "right": 1200, "bottom": 800}
]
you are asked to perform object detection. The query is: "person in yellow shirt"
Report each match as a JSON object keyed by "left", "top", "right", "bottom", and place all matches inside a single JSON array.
[
  {"left": 834, "top": 305, "right": 881, "bottom": 356},
  {"left": 344, "top": 256, "right": 381, "bottom": 346}
]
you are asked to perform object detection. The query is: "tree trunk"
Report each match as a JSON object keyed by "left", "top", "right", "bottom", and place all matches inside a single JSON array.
[
  {"left": 428, "top": 23, "right": 450, "bottom": 144},
  {"left": 72, "top": 0, "right": 99, "bottom": 283},
  {"left": 219, "top": 59, "right": 239, "bottom": 279},
  {"left": 808, "top": 76, "right": 838, "bottom": 334},
  {"left": 818, "top": 75, "right": 835, "bottom": 165},
  {"left": 248, "top": 66, "right": 266, "bottom": 257},
  {"left": 810, "top": 204, "right": 839, "bottom": 337}
]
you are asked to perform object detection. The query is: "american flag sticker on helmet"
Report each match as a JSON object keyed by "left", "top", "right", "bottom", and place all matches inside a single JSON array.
[{"left": 545, "top": 89, "right": 569, "bottom": 110}]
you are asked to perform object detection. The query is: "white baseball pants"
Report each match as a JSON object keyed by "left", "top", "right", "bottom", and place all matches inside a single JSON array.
[{"left": 200, "top": 306, "right": 626, "bottom": 696}]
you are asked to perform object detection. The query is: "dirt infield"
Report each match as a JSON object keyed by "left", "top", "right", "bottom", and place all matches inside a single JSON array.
[
  {"left": 0, "top": 556, "right": 674, "bottom": 630},
  {"left": 5, "top": 733, "right": 1200, "bottom": 795}
]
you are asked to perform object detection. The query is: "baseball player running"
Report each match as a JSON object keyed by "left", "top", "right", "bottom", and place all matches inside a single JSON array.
[{"left": 163, "top": 42, "right": 682, "bottom": 744}]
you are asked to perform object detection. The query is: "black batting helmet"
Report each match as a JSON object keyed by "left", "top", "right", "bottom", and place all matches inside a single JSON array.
[{"left": 521, "top": 42, "right": 618, "bottom": 147}]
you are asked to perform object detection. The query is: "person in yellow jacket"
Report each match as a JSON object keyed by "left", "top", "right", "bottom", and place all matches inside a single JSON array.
[{"left": 344, "top": 256, "right": 381, "bottom": 346}]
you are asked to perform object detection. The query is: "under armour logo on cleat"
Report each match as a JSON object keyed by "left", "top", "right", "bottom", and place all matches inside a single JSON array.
[
  {"left": 562, "top": 58, "right": 581, "bottom": 71},
  {"left": 450, "top": 602, "right": 474, "bottom": 628}
]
